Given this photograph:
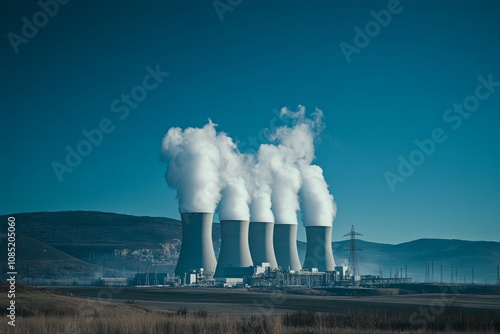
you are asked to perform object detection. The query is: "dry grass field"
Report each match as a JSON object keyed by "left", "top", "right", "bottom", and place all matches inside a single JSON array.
[{"left": 1, "top": 284, "right": 499, "bottom": 333}]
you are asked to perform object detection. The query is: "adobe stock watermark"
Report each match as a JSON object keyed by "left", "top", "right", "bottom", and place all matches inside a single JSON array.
[
  {"left": 7, "top": 0, "right": 71, "bottom": 54},
  {"left": 385, "top": 74, "right": 499, "bottom": 192},
  {"left": 51, "top": 64, "right": 169, "bottom": 182},
  {"left": 213, "top": 0, "right": 242, "bottom": 22},
  {"left": 339, "top": 0, "right": 410, "bottom": 64}
]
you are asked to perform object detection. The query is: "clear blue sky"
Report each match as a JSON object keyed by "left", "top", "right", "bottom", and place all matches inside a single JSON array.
[{"left": 1, "top": 0, "right": 499, "bottom": 244}]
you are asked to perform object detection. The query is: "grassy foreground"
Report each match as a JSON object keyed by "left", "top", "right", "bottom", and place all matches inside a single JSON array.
[{"left": 1, "top": 284, "right": 499, "bottom": 333}]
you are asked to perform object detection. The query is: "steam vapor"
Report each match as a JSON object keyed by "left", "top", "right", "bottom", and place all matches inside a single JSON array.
[
  {"left": 247, "top": 157, "right": 274, "bottom": 222},
  {"left": 160, "top": 121, "right": 222, "bottom": 213},
  {"left": 160, "top": 105, "right": 336, "bottom": 227},
  {"left": 215, "top": 133, "right": 251, "bottom": 221}
]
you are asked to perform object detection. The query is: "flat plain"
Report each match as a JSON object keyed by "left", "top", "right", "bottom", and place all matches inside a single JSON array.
[
  {"left": 57, "top": 286, "right": 500, "bottom": 315},
  {"left": 2, "top": 284, "right": 499, "bottom": 333}
]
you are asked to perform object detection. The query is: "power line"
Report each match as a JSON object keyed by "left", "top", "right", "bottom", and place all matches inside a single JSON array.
[{"left": 343, "top": 225, "right": 362, "bottom": 278}]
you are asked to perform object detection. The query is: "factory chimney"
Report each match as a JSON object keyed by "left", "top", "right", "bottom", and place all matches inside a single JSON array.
[
  {"left": 214, "top": 220, "right": 253, "bottom": 277},
  {"left": 249, "top": 221, "right": 278, "bottom": 269},
  {"left": 175, "top": 213, "right": 217, "bottom": 277},
  {"left": 303, "top": 226, "right": 335, "bottom": 271},
  {"left": 273, "top": 224, "right": 302, "bottom": 271}
]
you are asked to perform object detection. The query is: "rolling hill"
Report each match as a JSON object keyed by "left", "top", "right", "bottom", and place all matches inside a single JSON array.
[
  {"left": 0, "top": 211, "right": 219, "bottom": 282},
  {"left": 0, "top": 235, "right": 107, "bottom": 284},
  {"left": 329, "top": 239, "right": 500, "bottom": 283}
]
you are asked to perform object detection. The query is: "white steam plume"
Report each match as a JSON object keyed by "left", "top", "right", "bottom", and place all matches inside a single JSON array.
[
  {"left": 215, "top": 133, "right": 251, "bottom": 221},
  {"left": 258, "top": 143, "right": 302, "bottom": 224},
  {"left": 160, "top": 121, "right": 222, "bottom": 213},
  {"left": 299, "top": 164, "right": 336, "bottom": 227},
  {"left": 247, "top": 157, "right": 275, "bottom": 222},
  {"left": 161, "top": 120, "right": 252, "bottom": 220},
  {"left": 160, "top": 105, "right": 336, "bottom": 227},
  {"left": 264, "top": 105, "right": 336, "bottom": 227}
]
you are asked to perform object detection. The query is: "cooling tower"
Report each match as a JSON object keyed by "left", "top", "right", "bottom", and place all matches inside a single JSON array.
[
  {"left": 303, "top": 226, "right": 335, "bottom": 272},
  {"left": 249, "top": 221, "right": 278, "bottom": 269},
  {"left": 175, "top": 213, "right": 217, "bottom": 277},
  {"left": 273, "top": 224, "right": 302, "bottom": 271},
  {"left": 214, "top": 220, "right": 253, "bottom": 277}
]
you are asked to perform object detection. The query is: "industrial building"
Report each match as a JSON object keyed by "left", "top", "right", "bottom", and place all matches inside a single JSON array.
[
  {"left": 273, "top": 224, "right": 302, "bottom": 271},
  {"left": 174, "top": 212, "right": 217, "bottom": 277},
  {"left": 167, "top": 209, "right": 407, "bottom": 289},
  {"left": 303, "top": 226, "right": 335, "bottom": 272},
  {"left": 214, "top": 219, "right": 253, "bottom": 277},
  {"left": 249, "top": 221, "right": 278, "bottom": 269},
  {"left": 172, "top": 209, "right": 343, "bottom": 286}
]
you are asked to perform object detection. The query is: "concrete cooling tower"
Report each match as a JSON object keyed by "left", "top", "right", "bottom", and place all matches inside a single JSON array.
[
  {"left": 273, "top": 224, "right": 302, "bottom": 271},
  {"left": 302, "top": 226, "right": 335, "bottom": 272},
  {"left": 214, "top": 220, "right": 253, "bottom": 277},
  {"left": 175, "top": 213, "right": 217, "bottom": 277},
  {"left": 248, "top": 221, "right": 278, "bottom": 269}
]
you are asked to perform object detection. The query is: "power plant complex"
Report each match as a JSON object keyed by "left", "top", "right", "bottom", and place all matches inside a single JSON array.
[
  {"left": 147, "top": 108, "right": 500, "bottom": 288},
  {"left": 168, "top": 216, "right": 414, "bottom": 288},
  {"left": 161, "top": 109, "right": 357, "bottom": 287},
  {"left": 174, "top": 210, "right": 338, "bottom": 285}
]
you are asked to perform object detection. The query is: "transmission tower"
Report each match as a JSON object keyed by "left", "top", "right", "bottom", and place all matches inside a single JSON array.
[{"left": 343, "top": 225, "right": 362, "bottom": 278}]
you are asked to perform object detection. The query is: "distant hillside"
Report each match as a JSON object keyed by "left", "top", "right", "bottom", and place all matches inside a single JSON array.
[
  {"left": 4, "top": 211, "right": 184, "bottom": 245},
  {"left": 329, "top": 239, "right": 500, "bottom": 284},
  {"left": 0, "top": 211, "right": 220, "bottom": 280},
  {"left": 0, "top": 234, "right": 107, "bottom": 284},
  {"left": 2, "top": 211, "right": 499, "bottom": 284},
  {"left": 297, "top": 239, "right": 500, "bottom": 283}
]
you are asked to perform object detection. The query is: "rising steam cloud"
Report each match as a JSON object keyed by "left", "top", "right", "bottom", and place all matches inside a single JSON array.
[
  {"left": 258, "top": 143, "right": 302, "bottom": 224},
  {"left": 160, "top": 121, "right": 223, "bottom": 213},
  {"left": 277, "top": 106, "right": 336, "bottom": 226},
  {"left": 299, "top": 164, "right": 336, "bottom": 227},
  {"left": 160, "top": 105, "right": 336, "bottom": 227},
  {"left": 215, "top": 133, "right": 251, "bottom": 221},
  {"left": 247, "top": 156, "right": 275, "bottom": 222}
]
